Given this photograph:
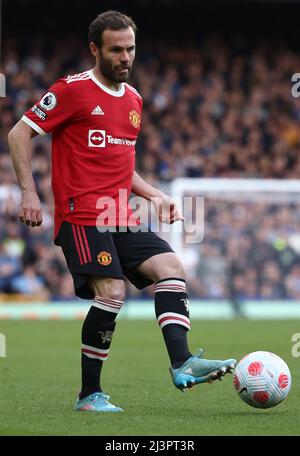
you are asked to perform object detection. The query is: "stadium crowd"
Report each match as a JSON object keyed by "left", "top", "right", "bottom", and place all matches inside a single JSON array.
[{"left": 1, "top": 35, "right": 300, "bottom": 301}]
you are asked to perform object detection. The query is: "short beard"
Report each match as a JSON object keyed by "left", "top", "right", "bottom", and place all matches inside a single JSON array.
[{"left": 98, "top": 53, "right": 132, "bottom": 83}]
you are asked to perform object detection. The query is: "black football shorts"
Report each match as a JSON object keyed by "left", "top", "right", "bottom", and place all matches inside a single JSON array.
[{"left": 55, "top": 222, "right": 174, "bottom": 299}]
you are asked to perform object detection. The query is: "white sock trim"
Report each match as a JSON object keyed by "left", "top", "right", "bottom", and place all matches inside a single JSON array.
[
  {"left": 81, "top": 344, "right": 109, "bottom": 361},
  {"left": 157, "top": 312, "right": 190, "bottom": 330},
  {"left": 155, "top": 279, "right": 186, "bottom": 293},
  {"left": 93, "top": 296, "right": 124, "bottom": 314}
]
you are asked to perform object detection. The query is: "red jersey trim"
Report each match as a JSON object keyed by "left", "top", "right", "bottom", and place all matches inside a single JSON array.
[{"left": 21, "top": 115, "right": 47, "bottom": 136}]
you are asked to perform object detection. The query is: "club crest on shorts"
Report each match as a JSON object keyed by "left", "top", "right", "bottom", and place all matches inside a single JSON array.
[
  {"left": 129, "top": 109, "right": 140, "bottom": 128},
  {"left": 97, "top": 251, "right": 112, "bottom": 266}
]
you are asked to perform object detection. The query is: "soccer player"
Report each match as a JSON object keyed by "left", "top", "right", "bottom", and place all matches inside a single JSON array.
[{"left": 8, "top": 10, "right": 236, "bottom": 412}]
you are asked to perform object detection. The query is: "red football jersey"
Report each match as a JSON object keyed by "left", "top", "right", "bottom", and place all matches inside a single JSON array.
[{"left": 22, "top": 69, "right": 143, "bottom": 240}]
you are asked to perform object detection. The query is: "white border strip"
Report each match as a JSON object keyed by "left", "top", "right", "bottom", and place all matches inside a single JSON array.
[
  {"left": 0, "top": 301, "right": 300, "bottom": 319},
  {"left": 171, "top": 177, "right": 300, "bottom": 194},
  {"left": 21, "top": 115, "right": 47, "bottom": 136}
]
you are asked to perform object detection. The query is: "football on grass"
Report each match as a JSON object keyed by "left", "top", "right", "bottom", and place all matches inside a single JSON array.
[{"left": 233, "top": 351, "right": 291, "bottom": 409}]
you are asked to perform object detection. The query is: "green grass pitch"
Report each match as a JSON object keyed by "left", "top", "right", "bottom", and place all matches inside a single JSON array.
[{"left": 0, "top": 319, "right": 299, "bottom": 436}]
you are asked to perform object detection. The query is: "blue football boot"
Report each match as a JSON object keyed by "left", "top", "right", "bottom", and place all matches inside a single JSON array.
[
  {"left": 74, "top": 392, "right": 123, "bottom": 412},
  {"left": 170, "top": 349, "right": 236, "bottom": 392}
]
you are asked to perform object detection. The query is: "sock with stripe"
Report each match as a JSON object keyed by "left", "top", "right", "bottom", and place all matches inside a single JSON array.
[
  {"left": 155, "top": 278, "right": 192, "bottom": 369},
  {"left": 80, "top": 296, "right": 123, "bottom": 399}
]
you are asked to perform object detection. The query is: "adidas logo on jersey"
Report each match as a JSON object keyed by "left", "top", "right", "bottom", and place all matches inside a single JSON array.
[{"left": 91, "top": 105, "right": 104, "bottom": 115}]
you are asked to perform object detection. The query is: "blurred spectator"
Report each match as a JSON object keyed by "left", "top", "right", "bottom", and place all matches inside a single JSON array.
[
  {"left": 2, "top": 222, "right": 25, "bottom": 259},
  {"left": 285, "top": 265, "right": 300, "bottom": 299},
  {"left": 52, "top": 274, "right": 77, "bottom": 301},
  {"left": 10, "top": 264, "right": 49, "bottom": 298},
  {"left": 0, "top": 243, "right": 21, "bottom": 292}
]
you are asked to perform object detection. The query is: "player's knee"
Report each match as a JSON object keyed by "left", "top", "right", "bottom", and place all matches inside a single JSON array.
[
  {"left": 102, "top": 280, "right": 126, "bottom": 301},
  {"left": 155, "top": 253, "right": 186, "bottom": 281},
  {"left": 89, "top": 277, "right": 126, "bottom": 301}
]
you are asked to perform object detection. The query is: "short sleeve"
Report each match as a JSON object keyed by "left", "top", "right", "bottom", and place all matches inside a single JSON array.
[{"left": 21, "top": 79, "right": 74, "bottom": 135}]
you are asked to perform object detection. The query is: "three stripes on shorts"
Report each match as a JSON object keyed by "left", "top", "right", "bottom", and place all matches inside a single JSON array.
[{"left": 72, "top": 224, "right": 92, "bottom": 265}]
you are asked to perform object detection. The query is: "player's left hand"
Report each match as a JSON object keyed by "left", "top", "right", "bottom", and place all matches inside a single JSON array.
[{"left": 151, "top": 194, "right": 184, "bottom": 224}]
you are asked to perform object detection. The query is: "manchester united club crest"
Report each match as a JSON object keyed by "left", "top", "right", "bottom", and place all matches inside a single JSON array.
[
  {"left": 129, "top": 109, "right": 141, "bottom": 128},
  {"left": 97, "top": 251, "right": 112, "bottom": 266}
]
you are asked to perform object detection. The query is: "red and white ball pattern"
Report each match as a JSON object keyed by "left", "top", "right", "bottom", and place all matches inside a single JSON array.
[{"left": 233, "top": 351, "right": 291, "bottom": 409}]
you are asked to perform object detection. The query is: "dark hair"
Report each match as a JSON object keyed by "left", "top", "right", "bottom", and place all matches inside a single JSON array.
[{"left": 88, "top": 10, "right": 137, "bottom": 48}]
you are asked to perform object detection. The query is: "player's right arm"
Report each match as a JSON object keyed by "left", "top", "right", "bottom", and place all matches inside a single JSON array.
[
  {"left": 8, "top": 79, "right": 74, "bottom": 228},
  {"left": 8, "top": 120, "right": 43, "bottom": 227}
]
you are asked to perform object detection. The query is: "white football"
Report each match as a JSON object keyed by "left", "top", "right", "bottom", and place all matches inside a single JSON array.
[{"left": 233, "top": 351, "right": 291, "bottom": 409}]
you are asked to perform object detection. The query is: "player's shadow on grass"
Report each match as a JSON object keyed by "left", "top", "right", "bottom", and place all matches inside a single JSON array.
[
  {"left": 143, "top": 405, "right": 290, "bottom": 418},
  {"left": 212, "top": 410, "right": 290, "bottom": 417}
]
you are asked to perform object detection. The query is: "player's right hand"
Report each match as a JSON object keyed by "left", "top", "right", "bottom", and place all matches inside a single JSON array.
[{"left": 19, "top": 189, "right": 43, "bottom": 227}]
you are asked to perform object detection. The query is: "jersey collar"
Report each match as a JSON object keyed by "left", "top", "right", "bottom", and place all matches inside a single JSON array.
[{"left": 88, "top": 69, "right": 125, "bottom": 97}]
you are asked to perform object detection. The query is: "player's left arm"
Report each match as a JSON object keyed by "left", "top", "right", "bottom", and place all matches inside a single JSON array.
[{"left": 132, "top": 170, "right": 184, "bottom": 224}]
